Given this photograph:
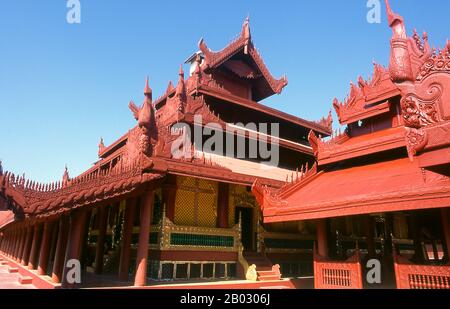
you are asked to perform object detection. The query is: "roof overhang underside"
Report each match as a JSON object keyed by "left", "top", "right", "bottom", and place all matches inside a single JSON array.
[{"left": 0, "top": 211, "right": 16, "bottom": 230}]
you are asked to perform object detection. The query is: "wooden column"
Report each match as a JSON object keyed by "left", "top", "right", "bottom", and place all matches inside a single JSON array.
[
  {"left": 94, "top": 205, "right": 108, "bottom": 274},
  {"left": 4, "top": 231, "right": 9, "bottom": 254},
  {"left": 409, "top": 214, "right": 423, "bottom": 263},
  {"left": 62, "top": 209, "right": 88, "bottom": 288},
  {"left": 13, "top": 227, "right": 23, "bottom": 260},
  {"left": 18, "top": 227, "right": 27, "bottom": 260},
  {"left": 9, "top": 227, "right": 19, "bottom": 258},
  {"left": 38, "top": 221, "right": 54, "bottom": 275},
  {"left": 2, "top": 232, "right": 7, "bottom": 253},
  {"left": 316, "top": 219, "right": 328, "bottom": 258},
  {"left": 18, "top": 228, "right": 26, "bottom": 260},
  {"left": 3, "top": 231, "right": 7, "bottom": 253},
  {"left": 134, "top": 191, "right": 154, "bottom": 287},
  {"left": 17, "top": 226, "right": 28, "bottom": 263},
  {"left": 3, "top": 231, "right": 9, "bottom": 254},
  {"left": 441, "top": 208, "right": 450, "bottom": 261},
  {"left": 2, "top": 231, "right": 6, "bottom": 253},
  {"left": 365, "top": 216, "right": 376, "bottom": 257},
  {"left": 21, "top": 226, "right": 34, "bottom": 266},
  {"left": 6, "top": 229, "right": 12, "bottom": 256},
  {"left": 162, "top": 175, "right": 177, "bottom": 222},
  {"left": 28, "top": 224, "right": 42, "bottom": 270},
  {"left": 47, "top": 221, "right": 59, "bottom": 275},
  {"left": 8, "top": 230, "right": 14, "bottom": 256},
  {"left": 11, "top": 228, "right": 19, "bottom": 259},
  {"left": 7, "top": 230, "right": 13, "bottom": 255},
  {"left": 119, "top": 199, "right": 136, "bottom": 281},
  {"left": 217, "top": 182, "right": 229, "bottom": 228},
  {"left": 52, "top": 216, "right": 69, "bottom": 284}
]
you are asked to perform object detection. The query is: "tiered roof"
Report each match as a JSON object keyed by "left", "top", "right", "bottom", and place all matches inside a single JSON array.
[
  {"left": 1, "top": 19, "right": 329, "bottom": 227},
  {"left": 253, "top": 0, "right": 450, "bottom": 222}
]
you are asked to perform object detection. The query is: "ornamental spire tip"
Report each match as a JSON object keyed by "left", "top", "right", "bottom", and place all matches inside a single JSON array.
[{"left": 144, "top": 76, "right": 152, "bottom": 97}]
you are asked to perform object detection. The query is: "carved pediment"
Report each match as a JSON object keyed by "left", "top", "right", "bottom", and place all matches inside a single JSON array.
[
  {"left": 198, "top": 17, "right": 288, "bottom": 101},
  {"left": 333, "top": 63, "right": 399, "bottom": 125}
]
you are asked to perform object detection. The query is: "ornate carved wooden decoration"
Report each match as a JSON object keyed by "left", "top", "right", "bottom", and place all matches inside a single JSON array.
[
  {"left": 404, "top": 128, "right": 428, "bottom": 161},
  {"left": 333, "top": 63, "right": 399, "bottom": 125},
  {"left": 0, "top": 161, "right": 161, "bottom": 219},
  {"left": 128, "top": 77, "right": 158, "bottom": 159},
  {"left": 198, "top": 17, "right": 288, "bottom": 99},
  {"left": 401, "top": 85, "right": 441, "bottom": 128}
]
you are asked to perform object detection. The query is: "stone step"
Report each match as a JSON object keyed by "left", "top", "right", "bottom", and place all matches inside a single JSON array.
[
  {"left": 253, "top": 266, "right": 273, "bottom": 271},
  {"left": 258, "top": 274, "right": 282, "bottom": 281},
  {"left": 18, "top": 276, "right": 33, "bottom": 285},
  {"left": 257, "top": 270, "right": 277, "bottom": 275},
  {"left": 8, "top": 267, "right": 19, "bottom": 273},
  {"left": 0, "top": 261, "right": 8, "bottom": 265}
]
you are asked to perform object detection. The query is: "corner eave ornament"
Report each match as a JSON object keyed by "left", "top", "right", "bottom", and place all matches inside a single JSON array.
[{"left": 129, "top": 77, "right": 157, "bottom": 157}]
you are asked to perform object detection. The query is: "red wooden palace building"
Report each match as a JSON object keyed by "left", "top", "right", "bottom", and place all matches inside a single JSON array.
[
  {"left": 253, "top": 1, "right": 450, "bottom": 289},
  {"left": 0, "top": 18, "right": 331, "bottom": 288}
]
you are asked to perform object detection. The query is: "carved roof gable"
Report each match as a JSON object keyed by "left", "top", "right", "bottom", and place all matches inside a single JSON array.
[{"left": 198, "top": 18, "right": 288, "bottom": 101}]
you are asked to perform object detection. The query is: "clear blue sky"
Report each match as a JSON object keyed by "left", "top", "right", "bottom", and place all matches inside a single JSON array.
[{"left": 1, "top": 0, "right": 449, "bottom": 183}]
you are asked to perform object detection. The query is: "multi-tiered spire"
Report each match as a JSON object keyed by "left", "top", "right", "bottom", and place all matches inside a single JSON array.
[{"left": 144, "top": 76, "right": 152, "bottom": 102}]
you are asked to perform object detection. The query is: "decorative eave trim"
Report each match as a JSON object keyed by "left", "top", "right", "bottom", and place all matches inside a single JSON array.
[
  {"left": 406, "top": 121, "right": 450, "bottom": 163},
  {"left": 98, "top": 131, "right": 129, "bottom": 159},
  {"left": 192, "top": 84, "right": 331, "bottom": 136},
  {"left": 262, "top": 184, "right": 450, "bottom": 223},
  {"left": 312, "top": 127, "right": 406, "bottom": 166},
  {"left": 161, "top": 158, "right": 284, "bottom": 189},
  {"left": 333, "top": 63, "right": 400, "bottom": 125},
  {"left": 251, "top": 162, "right": 321, "bottom": 212},
  {"left": 0, "top": 161, "right": 164, "bottom": 218}
]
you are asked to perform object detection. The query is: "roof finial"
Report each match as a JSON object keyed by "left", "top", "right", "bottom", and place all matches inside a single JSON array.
[
  {"left": 242, "top": 15, "right": 251, "bottom": 42},
  {"left": 447, "top": 39, "right": 450, "bottom": 52},
  {"left": 144, "top": 76, "right": 152, "bottom": 101},
  {"left": 385, "top": 0, "right": 393, "bottom": 16},
  {"left": 98, "top": 137, "right": 105, "bottom": 155},
  {"left": 0, "top": 160, "right": 3, "bottom": 175},
  {"left": 176, "top": 64, "right": 185, "bottom": 91},
  {"left": 179, "top": 64, "right": 184, "bottom": 78},
  {"left": 62, "top": 165, "right": 70, "bottom": 186},
  {"left": 194, "top": 53, "right": 202, "bottom": 78},
  {"left": 176, "top": 64, "right": 187, "bottom": 106},
  {"left": 384, "top": 0, "right": 404, "bottom": 28}
]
